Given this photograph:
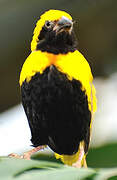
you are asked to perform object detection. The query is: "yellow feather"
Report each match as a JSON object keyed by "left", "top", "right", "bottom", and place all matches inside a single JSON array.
[
  {"left": 55, "top": 141, "right": 86, "bottom": 166},
  {"left": 20, "top": 50, "right": 97, "bottom": 111},
  {"left": 19, "top": 51, "right": 51, "bottom": 86},
  {"left": 31, "top": 10, "right": 72, "bottom": 51},
  {"left": 20, "top": 9, "right": 97, "bottom": 165},
  {"left": 55, "top": 50, "right": 97, "bottom": 113},
  {"left": 20, "top": 50, "right": 97, "bottom": 113}
]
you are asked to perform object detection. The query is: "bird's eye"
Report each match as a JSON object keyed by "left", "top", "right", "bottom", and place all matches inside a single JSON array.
[{"left": 45, "top": 21, "right": 53, "bottom": 28}]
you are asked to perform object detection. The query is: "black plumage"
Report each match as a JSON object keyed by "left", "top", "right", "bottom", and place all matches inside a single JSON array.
[
  {"left": 37, "top": 26, "right": 77, "bottom": 54},
  {"left": 21, "top": 65, "right": 91, "bottom": 155}
]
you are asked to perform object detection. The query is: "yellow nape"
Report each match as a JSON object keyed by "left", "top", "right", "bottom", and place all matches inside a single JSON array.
[{"left": 31, "top": 9, "right": 72, "bottom": 51}]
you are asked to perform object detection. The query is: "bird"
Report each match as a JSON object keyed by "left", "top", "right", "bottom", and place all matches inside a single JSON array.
[{"left": 10, "top": 9, "right": 97, "bottom": 168}]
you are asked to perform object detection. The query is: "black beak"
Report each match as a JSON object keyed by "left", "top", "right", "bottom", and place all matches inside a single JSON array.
[{"left": 53, "top": 16, "right": 73, "bottom": 33}]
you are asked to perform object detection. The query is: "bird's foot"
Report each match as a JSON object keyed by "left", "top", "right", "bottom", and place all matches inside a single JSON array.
[
  {"left": 72, "top": 161, "right": 82, "bottom": 168},
  {"left": 8, "top": 153, "right": 21, "bottom": 159},
  {"left": 8, "top": 145, "right": 46, "bottom": 160},
  {"left": 72, "top": 143, "right": 85, "bottom": 168},
  {"left": 8, "top": 153, "right": 32, "bottom": 160}
]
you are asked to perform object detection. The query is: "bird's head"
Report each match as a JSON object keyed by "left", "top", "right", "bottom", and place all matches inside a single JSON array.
[{"left": 31, "top": 10, "right": 77, "bottom": 54}]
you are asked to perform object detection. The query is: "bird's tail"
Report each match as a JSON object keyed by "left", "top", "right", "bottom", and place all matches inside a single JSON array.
[{"left": 54, "top": 141, "right": 87, "bottom": 166}]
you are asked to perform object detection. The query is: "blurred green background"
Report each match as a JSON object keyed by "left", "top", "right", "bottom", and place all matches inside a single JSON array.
[{"left": 0, "top": 0, "right": 117, "bottom": 112}]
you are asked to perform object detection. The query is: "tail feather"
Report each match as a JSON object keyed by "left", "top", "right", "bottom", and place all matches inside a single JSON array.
[{"left": 55, "top": 141, "right": 86, "bottom": 166}]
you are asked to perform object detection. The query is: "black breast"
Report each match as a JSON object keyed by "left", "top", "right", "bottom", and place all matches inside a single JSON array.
[{"left": 21, "top": 65, "right": 91, "bottom": 155}]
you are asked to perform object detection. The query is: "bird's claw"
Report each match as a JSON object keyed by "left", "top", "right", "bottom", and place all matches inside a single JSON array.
[
  {"left": 8, "top": 153, "right": 22, "bottom": 159},
  {"left": 72, "top": 161, "right": 81, "bottom": 168}
]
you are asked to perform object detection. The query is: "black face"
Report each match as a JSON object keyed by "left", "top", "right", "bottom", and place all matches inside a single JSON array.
[{"left": 36, "top": 18, "right": 77, "bottom": 54}]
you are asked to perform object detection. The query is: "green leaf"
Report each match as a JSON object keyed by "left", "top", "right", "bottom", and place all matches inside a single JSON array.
[
  {"left": 0, "top": 157, "right": 96, "bottom": 180},
  {"left": 93, "top": 168, "right": 117, "bottom": 180},
  {"left": 108, "top": 176, "right": 117, "bottom": 180},
  {"left": 16, "top": 167, "right": 96, "bottom": 180},
  {"left": 1, "top": 143, "right": 117, "bottom": 180},
  {"left": 0, "top": 156, "right": 62, "bottom": 179},
  {"left": 87, "top": 143, "right": 117, "bottom": 168}
]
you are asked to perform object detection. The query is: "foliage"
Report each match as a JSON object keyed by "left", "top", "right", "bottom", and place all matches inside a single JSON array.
[{"left": 0, "top": 143, "right": 117, "bottom": 180}]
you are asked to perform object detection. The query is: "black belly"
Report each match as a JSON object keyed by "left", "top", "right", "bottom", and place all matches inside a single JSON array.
[{"left": 21, "top": 65, "right": 91, "bottom": 155}]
